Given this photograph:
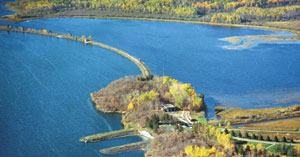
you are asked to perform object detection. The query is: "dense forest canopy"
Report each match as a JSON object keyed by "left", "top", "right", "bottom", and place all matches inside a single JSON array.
[{"left": 6, "top": 0, "right": 300, "bottom": 24}]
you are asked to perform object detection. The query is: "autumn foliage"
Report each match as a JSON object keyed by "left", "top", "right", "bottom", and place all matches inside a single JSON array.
[{"left": 7, "top": 0, "right": 300, "bottom": 24}]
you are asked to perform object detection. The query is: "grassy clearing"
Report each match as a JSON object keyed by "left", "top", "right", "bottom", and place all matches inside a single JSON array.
[
  {"left": 247, "top": 142, "right": 272, "bottom": 148},
  {"left": 243, "top": 118, "right": 300, "bottom": 131},
  {"left": 263, "top": 21, "right": 300, "bottom": 32},
  {"left": 195, "top": 117, "right": 208, "bottom": 125},
  {"left": 217, "top": 105, "right": 300, "bottom": 124},
  {"left": 267, "top": 144, "right": 281, "bottom": 153}
]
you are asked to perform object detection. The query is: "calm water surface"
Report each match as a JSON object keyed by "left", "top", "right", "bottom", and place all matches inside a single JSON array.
[{"left": 1, "top": 2, "right": 300, "bottom": 156}]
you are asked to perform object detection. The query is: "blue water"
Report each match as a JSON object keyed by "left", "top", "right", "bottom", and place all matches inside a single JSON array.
[
  {"left": 0, "top": 31, "right": 143, "bottom": 156},
  {"left": 0, "top": 0, "right": 15, "bottom": 16},
  {"left": 8, "top": 18, "right": 300, "bottom": 116},
  {"left": 1, "top": 2, "right": 300, "bottom": 156}
]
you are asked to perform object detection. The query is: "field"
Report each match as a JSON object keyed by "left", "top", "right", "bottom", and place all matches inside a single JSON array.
[
  {"left": 243, "top": 118, "right": 300, "bottom": 131},
  {"left": 216, "top": 105, "right": 300, "bottom": 125}
]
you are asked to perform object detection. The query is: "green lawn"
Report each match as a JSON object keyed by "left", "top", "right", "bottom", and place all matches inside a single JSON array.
[
  {"left": 267, "top": 144, "right": 279, "bottom": 153},
  {"left": 247, "top": 142, "right": 272, "bottom": 148},
  {"left": 195, "top": 117, "right": 208, "bottom": 125}
]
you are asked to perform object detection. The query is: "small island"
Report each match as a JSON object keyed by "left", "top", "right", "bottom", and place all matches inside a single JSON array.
[{"left": 88, "top": 75, "right": 239, "bottom": 156}]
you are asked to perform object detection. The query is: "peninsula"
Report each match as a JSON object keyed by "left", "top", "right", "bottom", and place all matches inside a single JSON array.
[{"left": 1, "top": 1, "right": 300, "bottom": 156}]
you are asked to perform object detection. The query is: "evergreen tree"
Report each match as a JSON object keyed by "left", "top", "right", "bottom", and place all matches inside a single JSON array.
[
  {"left": 265, "top": 136, "right": 271, "bottom": 141},
  {"left": 224, "top": 128, "right": 229, "bottom": 134},
  {"left": 273, "top": 136, "right": 279, "bottom": 142},
  {"left": 258, "top": 135, "right": 263, "bottom": 140},
  {"left": 238, "top": 145, "right": 245, "bottom": 155},
  {"left": 238, "top": 131, "right": 242, "bottom": 137},
  {"left": 251, "top": 133, "right": 257, "bottom": 139},
  {"left": 230, "top": 130, "right": 236, "bottom": 137},
  {"left": 245, "top": 145, "right": 250, "bottom": 152},
  {"left": 281, "top": 136, "right": 287, "bottom": 142},
  {"left": 243, "top": 132, "right": 249, "bottom": 138}
]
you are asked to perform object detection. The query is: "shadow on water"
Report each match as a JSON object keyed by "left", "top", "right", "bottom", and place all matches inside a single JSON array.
[{"left": 205, "top": 96, "right": 221, "bottom": 120}]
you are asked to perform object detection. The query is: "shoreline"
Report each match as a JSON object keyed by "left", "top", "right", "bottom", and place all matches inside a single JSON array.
[
  {"left": 210, "top": 105, "right": 300, "bottom": 126},
  {"left": 1, "top": 13, "right": 300, "bottom": 37}
]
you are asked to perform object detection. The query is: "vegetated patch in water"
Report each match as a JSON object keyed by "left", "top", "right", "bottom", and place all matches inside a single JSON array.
[{"left": 220, "top": 32, "right": 300, "bottom": 50}]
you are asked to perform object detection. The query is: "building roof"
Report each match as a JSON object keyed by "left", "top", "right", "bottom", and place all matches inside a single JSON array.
[{"left": 161, "top": 104, "right": 175, "bottom": 108}]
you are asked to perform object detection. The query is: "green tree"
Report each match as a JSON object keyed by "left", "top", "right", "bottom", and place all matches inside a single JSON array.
[
  {"left": 243, "top": 132, "right": 249, "bottom": 138},
  {"left": 224, "top": 128, "right": 229, "bottom": 134},
  {"left": 258, "top": 135, "right": 263, "bottom": 140},
  {"left": 230, "top": 130, "right": 235, "bottom": 137},
  {"left": 226, "top": 121, "right": 231, "bottom": 127},
  {"left": 153, "top": 123, "right": 158, "bottom": 133},
  {"left": 281, "top": 136, "right": 287, "bottom": 142},
  {"left": 238, "top": 131, "right": 242, "bottom": 137},
  {"left": 265, "top": 136, "right": 271, "bottom": 141},
  {"left": 251, "top": 133, "right": 257, "bottom": 139},
  {"left": 273, "top": 136, "right": 279, "bottom": 142}
]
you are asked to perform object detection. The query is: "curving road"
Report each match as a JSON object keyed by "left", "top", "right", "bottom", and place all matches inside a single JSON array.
[{"left": 232, "top": 137, "right": 300, "bottom": 146}]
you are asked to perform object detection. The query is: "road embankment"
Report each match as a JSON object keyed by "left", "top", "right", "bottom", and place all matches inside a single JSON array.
[
  {"left": 99, "top": 140, "right": 150, "bottom": 154},
  {"left": 79, "top": 129, "right": 137, "bottom": 143},
  {"left": 0, "top": 25, "right": 151, "bottom": 79}
]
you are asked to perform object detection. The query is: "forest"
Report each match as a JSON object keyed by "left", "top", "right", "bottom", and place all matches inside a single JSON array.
[{"left": 5, "top": 0, "right": 300, "bottom": 24}]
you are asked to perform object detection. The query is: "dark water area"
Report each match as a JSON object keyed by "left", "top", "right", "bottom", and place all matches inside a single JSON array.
[
  {"left": 1, "top": 1, "right": 300, "bottom": 156},
  {"left": 0, "top": 31, "right": 143, "bottom": 156}
]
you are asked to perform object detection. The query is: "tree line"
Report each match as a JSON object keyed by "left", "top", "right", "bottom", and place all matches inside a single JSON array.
[{"left": 6, "top": 0, "right": 300, "bottom": 24}]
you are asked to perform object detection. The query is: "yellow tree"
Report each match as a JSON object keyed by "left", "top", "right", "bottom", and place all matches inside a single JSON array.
[{"left": 127, "top": 102, "right": 134, "bottom": 110}]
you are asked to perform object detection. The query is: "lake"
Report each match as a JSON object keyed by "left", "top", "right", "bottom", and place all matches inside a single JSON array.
[{"left": 1, "top": 1, "right": 300, "bottom": 156}]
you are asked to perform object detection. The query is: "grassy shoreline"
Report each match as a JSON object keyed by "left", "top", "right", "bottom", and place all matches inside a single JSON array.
[
  {"left": 213, "top": 105, "right": 300, "bottom": 125},
  {"left": 1, "top": 10, "right": 300, "bottom": 37}
]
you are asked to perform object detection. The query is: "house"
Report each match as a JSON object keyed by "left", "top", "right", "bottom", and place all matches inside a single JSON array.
[{"left": 160, "top": 104, "right": 177, "bottom": 112}]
